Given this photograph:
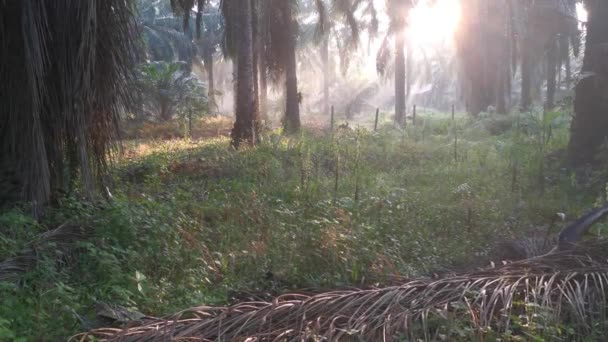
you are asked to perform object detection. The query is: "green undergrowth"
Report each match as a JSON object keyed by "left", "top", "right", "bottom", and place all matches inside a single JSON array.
[{"left": 2, "top": 110, "right": 607, "bottom": 340}]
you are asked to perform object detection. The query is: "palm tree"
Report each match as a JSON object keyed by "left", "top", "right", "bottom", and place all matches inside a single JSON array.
[
  {"left": 517, "top": 0, "right": 579, "bottom": 112},
  {"left": 197, "top": 7, "right": 224, "bottom": 109},
  {"left": 261, "top": 1, "right": 301, "bottom": 133},
  {"left": 256, "top": 0, "right": 271, "bottom": 120},
  {"left": 376, "top": 0, "right": 413, "bottom": 126},
  {"left": 282, "top": 2, "right": 302, "bottom": 133},
  {"left": 134, "top": 62, "right": 207, "bottom": 122},
  {"left": 223, "top": 0, "right": 258, "bottom": 147},
  {"left": 311, "top": 0, "right": 371, "bottom": 118},
  {"left": 168, "top": 0, "right": 207, "bottom": 38},
  {"left": 568, "top": 0, "right": 608, "bottom": 166},
  {"left": 546, "top": 36, "right": 558, "bottom": 110},
  {"left": 0, "top": 0, "right": 137, "bottom": 212},
  {"left": 175, "top": 0, "right": 259, "bottom": 146},
  {"left": 455, "top": 0, "right": 514, "bottom": 116},
  {"left": 138, "top": 0, "right": 197, "bottom": 65}
]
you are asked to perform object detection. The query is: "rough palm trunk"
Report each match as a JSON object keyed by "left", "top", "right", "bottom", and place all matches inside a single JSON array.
[
  {"left": 259, "top": 51, "right": 268, "bottom": 121},
  {"left": 565, "top": 51, "right": 572, "bottom": 89},
  {"left": 496, "top": 66, "right": 507, "bottom": 114},
  {"left": 546, "top": 36, "right": 558, "bottom": 110},
  {"left": 520, "top": 36, "right": 532, "bottom": 112},
  {"left": 494, "top": 1, "right": 508, "bottom": 115},
  {"left": 455, "top": 0, "right": 493, "bottom": 117},
  {"left": 231, "top": 1, "right": 257, "bottom": 148},
  {"left": 257, "top": 0, "right": 268, "bottom": 121},
  {"left": 406, "top": 40, "right": 413, "bottom": 107},
  {"left": 160, "top": 99, "right": 172, "bottom": 121},
  {"left": 203, "top": 52, "right": 215, "bottom": 109},
  {"left": 251, "top": 0, "right": 260, "bottom": 123},
  {"left": 283, "top": 3, "right": 300, "bottom": 134},
  {"left": 321, "top": 35, "right": 330, "bottom": 117},
  {"left": 568, "top": 0, "right": 608, "bottom": 165},
  {"left": 394, "top": 30, "right": 406, "bottom": 127}
]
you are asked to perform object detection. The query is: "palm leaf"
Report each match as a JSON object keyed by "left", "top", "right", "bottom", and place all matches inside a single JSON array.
[
  {"left": 72, "top": 241, "right": 608, "bottom": 341},
  {"left": 0, "top": 223, "right": 90, "bottom": 283}
]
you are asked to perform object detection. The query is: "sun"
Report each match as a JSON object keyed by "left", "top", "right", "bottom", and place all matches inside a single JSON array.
[
  {"left": 408, "top": 0, "right": 462, "bottom": 47},
  {"left": 360, "top": 0, "right": 462, "bottom": 78}
]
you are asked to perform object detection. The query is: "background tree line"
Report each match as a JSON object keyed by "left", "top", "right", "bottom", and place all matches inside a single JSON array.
[{"left": 1, "top": 0, "right": 607, "bottom": 209}]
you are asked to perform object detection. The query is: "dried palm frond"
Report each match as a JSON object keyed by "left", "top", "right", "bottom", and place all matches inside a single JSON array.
[
  {"left": 73, "top": 240, "right": 608, "bottom": 341},
  {"left": 0, "top": 223, "right": 89, "bottom": 283}
]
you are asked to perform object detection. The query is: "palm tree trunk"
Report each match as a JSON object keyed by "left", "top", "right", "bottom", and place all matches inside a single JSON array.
[
  {"left": 251, "top": 0, "right": 260, "bottom": 123},
  {"left": 394, "top": 30, "right": 406, "bottom": 127},
  {"left": 283, "top": 2, "right": 300, "bottom": 134},
  {"left": 496, "top": 66, "right": 507, "bottom": 114},
  {"left": 321, "top": 35, "right": 330, "bottom": 117},
  {"left": 520, "top": 36, "right": 532, "bottom": 111},
  {"left": 204, "top": 52, "right": 215, "bottom": 110},
  {"left": 160, "top": 99, "right": 172, "bottom": 121},
  {"left": 259, "top": 50, "right": 268, "bottom": 121},
  {"left": 406, "top": 40, "right": 413, "bottom": 106},
  {"left": 565, "top": 53, "right": 571, "bottom": 89},
  {"left": 568, "top": 0, "right": 608, "bottom": 166},
  {"left": 546, "top": 36, "right": 558, "bottom": 110},
  {"left": 257, "top": 0, "right": 268, "bottom": 121},
  {"left": 231, "top": 1, "right": 257, "bottom": 148}
]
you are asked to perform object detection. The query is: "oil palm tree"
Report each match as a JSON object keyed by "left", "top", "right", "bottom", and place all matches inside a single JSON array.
[
  {"left": 172, "top": 0, "right": 258, "bottom": 146},
  {"left": 255, "top": 0, "right": 271, "bottom": 120},
  {"left": 517, "top": 0, "right": 579, "bottom": 112},
  {"left": 0, "top": 1, "right": 137, "bottom": 212},
  {"left": 455, "top": 0, "right": 514, "bottom": 116},
  {"left": 265, "top": 1, "right": 301, "bottom": 133},
  {"left": 168, "top": 0, "right": 208, "bottom": 39},
  {"left": 197, "top": 6, "right": 224, "bottom": 109},
  {"left": 376, "top": 0, "right": 414, "bottom": 126},
  {"left": 138, "top": 0, "right": 197, "bottom": 65},
  {"left": 311, "top": 0, "right": 373, "bottom": 118},
  {"left": 222, "top": 0, "right": 258, "bottom": 147}
]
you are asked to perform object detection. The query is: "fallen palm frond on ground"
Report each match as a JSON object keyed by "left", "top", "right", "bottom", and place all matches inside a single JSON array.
[
  {"left": 72, "top": 241, "right": 608, "bottom": 341},
  {"left": 0, "top": 222, "right": 88, "bottom": 283}
]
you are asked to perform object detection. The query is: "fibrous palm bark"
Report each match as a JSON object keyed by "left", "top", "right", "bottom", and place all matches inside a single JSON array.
[
  {"left": 545, "top": 37, "right": 558, "bottom": 110},
  {"left": 230, "top": 0, "right": 258, "bottom": 148},
  {"left": 385, "top": 0, "right": 411, "bottom": 126},
  {"left": 394, "top": 30, "right": 406, "bottom": 126},
  {"left": 568, "top": 0, "right": 608, "bottom": 166},
  {"left": 0, "top": 0, "right": 137, "bottom": 212},
  {"left": 321, "top": 35, "right": 330, "bottom": 117},
  {"left": 283, "top": 2, "right": 301, "bottom": 133}
]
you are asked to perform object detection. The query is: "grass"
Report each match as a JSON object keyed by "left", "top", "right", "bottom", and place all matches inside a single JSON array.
[{"left": 1, "top": 109, "right": 607, "bottom": 340}]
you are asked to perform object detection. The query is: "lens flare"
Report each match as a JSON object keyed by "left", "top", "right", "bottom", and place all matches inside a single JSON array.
[{"left": 408, "top": 0, "right": 461, "bottom": 47}]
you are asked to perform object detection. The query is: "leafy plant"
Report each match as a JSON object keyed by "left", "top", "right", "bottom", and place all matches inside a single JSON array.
[{"left": 133, "top": 61, "right": 208, "bottom": 123}]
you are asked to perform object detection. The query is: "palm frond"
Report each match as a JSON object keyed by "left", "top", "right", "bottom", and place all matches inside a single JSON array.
[
  {"left": 265, "top": 0, "right": 300, "bottom": 84},
  {"left": 73, "top": 240, "right": 608, "bottom": 341},
  {"left": 376, "top": 34, "right": 393, "bottom": 75},
  {"left": 332, "top": 0, "right": 360, "bottom": 49},
  {"left": 0, "top": 223, "right": 89, "bottom": 283},
  {"left": 219, "top": 0, "right": 238, "bottom": 59},
  {"left": 313, "top": 0, "right": 329, "bottom": 43}
]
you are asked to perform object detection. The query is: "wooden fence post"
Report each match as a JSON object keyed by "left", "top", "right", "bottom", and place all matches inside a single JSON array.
[
  {"left": 374, "top": 108, "right": 379, "bottom": 131},
  {"left": 413, "top": 105, "right": 417, "bottom": 126},
  {"left": 452, "top": 104, "right": 455, "bottom": 121}
]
